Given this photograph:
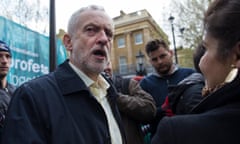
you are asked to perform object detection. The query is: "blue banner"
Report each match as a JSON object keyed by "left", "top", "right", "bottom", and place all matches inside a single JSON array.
[{"left": 0, "top": 16, "right": 67, "bottom": 86}]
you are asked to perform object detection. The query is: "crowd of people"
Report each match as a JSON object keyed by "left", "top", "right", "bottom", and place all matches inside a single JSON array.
[{"left": 1, "top": 0, "right": 240, "bottom": 143}]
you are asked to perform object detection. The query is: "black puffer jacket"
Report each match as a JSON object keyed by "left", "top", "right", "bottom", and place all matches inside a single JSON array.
[{"left": 168, "top": 73, "right": 204, "bottom": 114}]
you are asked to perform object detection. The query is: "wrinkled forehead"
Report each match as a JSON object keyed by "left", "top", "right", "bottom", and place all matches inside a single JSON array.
[{"left": 67, "top": 7, "right": 114, "bottom": 36}]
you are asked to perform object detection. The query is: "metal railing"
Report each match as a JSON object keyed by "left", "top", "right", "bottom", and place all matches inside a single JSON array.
[{"left": 113, "top": 64, "right": 154, "bottom": 76}]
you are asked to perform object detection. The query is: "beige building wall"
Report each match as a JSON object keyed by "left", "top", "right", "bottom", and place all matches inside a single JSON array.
[{"left": 112, "top": 9, "right": 168, "bottom": 75}]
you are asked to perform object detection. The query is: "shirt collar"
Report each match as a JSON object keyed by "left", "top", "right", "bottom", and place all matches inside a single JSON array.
[{"left": 69, "top": 62, "right": 109, "bottom": 89}]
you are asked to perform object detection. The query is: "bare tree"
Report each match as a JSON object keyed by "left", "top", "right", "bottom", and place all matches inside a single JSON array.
[
  {"left": 167, "top": 0, "right": 211, "bottom": 49},
  {"left": 0, "top": 0, "right": 49, "bottom": 35}
]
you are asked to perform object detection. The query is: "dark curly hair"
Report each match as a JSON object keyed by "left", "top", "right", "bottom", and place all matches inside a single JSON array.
[{"left": 145, "top": 39, "right": 169, "bottom": 55}]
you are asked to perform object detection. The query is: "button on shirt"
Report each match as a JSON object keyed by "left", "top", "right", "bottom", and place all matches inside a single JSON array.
[{"left": 69, "top": 62, "right": 122, "bottom": 144}]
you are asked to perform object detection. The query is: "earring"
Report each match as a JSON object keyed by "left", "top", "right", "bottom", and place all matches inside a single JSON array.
[{"left": 231, "top": 64, "right": 236, "bottom": 68}]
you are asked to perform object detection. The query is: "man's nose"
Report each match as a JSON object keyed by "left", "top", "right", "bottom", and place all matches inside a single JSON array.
[
  {"left": 0, "top": 56, "right": 8, "bottom": 63},
  {"left": 97, "top": 30, "right": 108, "bottom": 45},
  {"left": 157, "top": 57, "right": 163, "bottom": 64}
]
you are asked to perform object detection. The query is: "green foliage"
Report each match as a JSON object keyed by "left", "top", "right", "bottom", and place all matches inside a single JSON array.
[{"left": 177, "top": 48, "right": 194, "bottom": 68}]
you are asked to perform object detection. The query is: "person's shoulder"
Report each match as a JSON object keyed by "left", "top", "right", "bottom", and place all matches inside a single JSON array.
[
  {"left": 7, "top": 82, "right": 17, "bottom": 93},
  {"left": 18, "top": 73, "right": 54, "bottom": 91},
  {"left": 179, "top": 67, "right": 195, "bottom": 72},
  {"left": 139, "top": 74, "right": 157, "bottom": 83},
  {"left": 153, "top": 114, "right": 201, "bottom": 139},
  {"left": 141, "top": 73, "right": 158, "bottom": 80},
  {"left": 11, "top": 73, "right": 57, "bottom": 102},
  {"left": 177, "top": 67, "right": 195, "bottom": 76},
  {"left": 160, "top": 113, "right": 202, "bottom": 127},
  {"left": 7, "top": 83, "right": 16, "bottom": 89},
  {"left": 179, "top": 72, "right": 204, "bottom": 85}
]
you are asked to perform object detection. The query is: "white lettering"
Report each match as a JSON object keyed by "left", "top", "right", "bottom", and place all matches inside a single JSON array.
[
  {"left": 11, "top": 58, "right": 49, "bottom": 74},
  {"left": 11, "top": 74, "right": 41, "bottom": 86}
]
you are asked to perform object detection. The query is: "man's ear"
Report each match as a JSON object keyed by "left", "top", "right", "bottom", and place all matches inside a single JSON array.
[
  {"left": 148, "top": 57, "right": 153, "bottom": 65},
  {"left": 63, "top": 34, "right": 72, "bottom": 51},
  {"left": 168, "top": 49, "right": 174, "bottom": 57}
]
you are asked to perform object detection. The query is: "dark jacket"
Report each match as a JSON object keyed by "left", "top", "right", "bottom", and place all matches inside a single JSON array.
[
  {"left": 0, "top": 82, "right": 16, "bottom": 144},
  {"left": 117, "top": 78, "right": 156, "bottom": 144},
  {"left": 0, "top": 83, "right": 16, "bottom": 123},
  {"left": 2, "top": 60, "right": 126, "bottom": 144},
  {"left": 167, "top": 73, "right": 204, "bottom": 114},
  {"left": 140, "top": 67, "right": 195, "bottom": 136},
  {"left": 152, "top": 70, "right": 240, "bottom": 144}
]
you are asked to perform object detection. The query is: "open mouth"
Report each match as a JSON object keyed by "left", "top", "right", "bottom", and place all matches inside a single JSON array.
[{"left": 93, "top": 49, "right": 106, "bottom": 57}]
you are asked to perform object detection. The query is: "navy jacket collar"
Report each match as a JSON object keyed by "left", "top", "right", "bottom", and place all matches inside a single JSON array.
[{"left": 54, "top": 60, "right": 89, "bottom": 95}]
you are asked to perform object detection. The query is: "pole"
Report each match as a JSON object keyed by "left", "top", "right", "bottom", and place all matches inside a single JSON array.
[
  {"left": 171, "top": 22, "right": 178, "bottom": 64},
  {"left": 49, "top": 0, "right": 56, "bottom": 72},
  {"left": 139, "top": 63, "right": 143, "bottom": 76}
]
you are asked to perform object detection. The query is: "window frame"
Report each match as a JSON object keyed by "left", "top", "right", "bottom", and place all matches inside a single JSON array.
[
  {"left": 117, "top": 37, "right": 125, "bottom": 48},
  {"left": 134, "top": 33, "right": 143, "bottom": 45}
]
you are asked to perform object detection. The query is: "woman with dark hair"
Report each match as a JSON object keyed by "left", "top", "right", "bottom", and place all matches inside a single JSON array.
[{"left": 152, "top": 0, "right": 240, "bottom": 143}]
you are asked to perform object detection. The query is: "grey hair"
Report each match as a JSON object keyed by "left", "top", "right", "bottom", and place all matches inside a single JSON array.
[{"left": 67, "top": 5, "right": 106, "bottom": 37}]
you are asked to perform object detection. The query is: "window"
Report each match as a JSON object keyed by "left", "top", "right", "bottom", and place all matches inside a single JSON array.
[
  {"left": 119, "top": 56, "right": 128, "bottom": 74},
  {"left": 117, "top": 37, "right": 125, "bottom": 48},
  {"left": 134, "top": 33, "right": 143, "bottom": 45}
]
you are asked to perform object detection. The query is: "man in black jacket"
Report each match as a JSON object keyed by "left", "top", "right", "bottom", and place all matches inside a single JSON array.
[{"left": 2, "top": 5, "right": 126, "bottom": 144}]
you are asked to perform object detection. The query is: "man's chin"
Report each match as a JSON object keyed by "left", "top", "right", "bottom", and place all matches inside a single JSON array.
[
  {"left": 0, "top": 74, "right": 7, "bottom": 79},
  {"left": 158, "top": 69, "right": 169, "bottom": 75},
  {"left": 89, "top": 64, "right": 104, "bottom": 74}
]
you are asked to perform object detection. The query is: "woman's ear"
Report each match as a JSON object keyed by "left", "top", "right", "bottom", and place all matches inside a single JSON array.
[
  {"left": 233, "top": 41, "right": 240, "bottom": 68},
  {"left": 236, "top": 42, "right": 240, "bottom": 59},
  {"left": 63, "top": 34, "right": 72, "bottom": 51}
]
